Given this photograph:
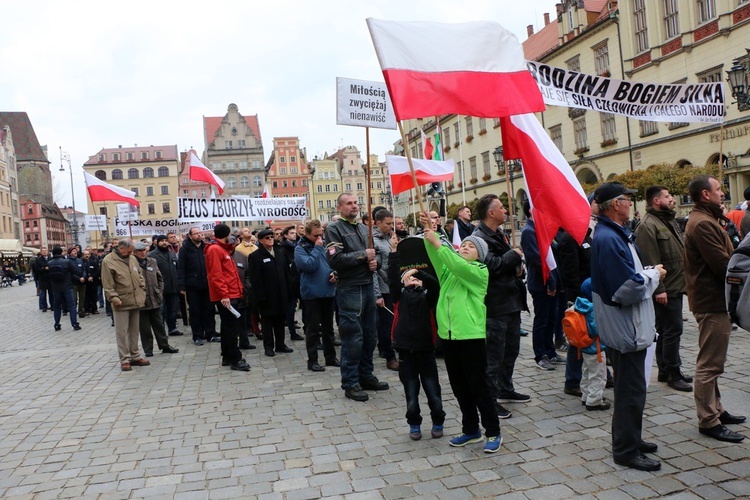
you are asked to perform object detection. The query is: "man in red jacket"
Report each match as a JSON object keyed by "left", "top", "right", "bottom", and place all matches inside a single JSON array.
[{"left": 205, "top": 223, "right": 250, "bottom": 371}]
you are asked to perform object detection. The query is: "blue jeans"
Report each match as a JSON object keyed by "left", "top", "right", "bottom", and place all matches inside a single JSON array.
[
  {"left": 38, "top": 283, "right": 53, "bottom": 310},
  {"left": 531, "top": 291, "right": 559, "bottom": 362},
  {"left": 565, "top": 345, "right": 583, "bottom": 390},
  {"left": 376, "top": 294, "right": 396, "bottom": 361},
  {"left": 336, "top": 284, "right": 377, "bottom": 390},
  {"left": 52, "top": 287, "right": 78, "bottom": 326},
  {"left": 398, "top": 350, "right": 445, "bottom": 426}
]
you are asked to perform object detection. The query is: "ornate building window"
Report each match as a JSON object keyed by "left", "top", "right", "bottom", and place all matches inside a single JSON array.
[
  {"left": 158, "top": 166, "right": 169, "bottom": 177},
  {"left": 143, "top": 167, "right": 154, "bottom": 178},
  {"left": 128, "top": 168, "right": 139, "bottom": 179},
  {"left": 111, "top": 169, "right": 123, "bottom": 180},
  {"left": 95, "top": 170, "right": 106, "bottom": 180},
  {"left": 663, "top": 0, "right": 679, "bottom": 39},
  {"left": 634, "top": 0, "right": 649, "bottom": 53}
]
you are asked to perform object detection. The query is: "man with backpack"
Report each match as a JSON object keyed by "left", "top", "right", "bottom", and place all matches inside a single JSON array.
[{"left": 47, "top": 246, "right": 82, "bottom": 332}]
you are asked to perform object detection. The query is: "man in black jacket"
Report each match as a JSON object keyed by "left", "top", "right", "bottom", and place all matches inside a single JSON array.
[
  {"left": 48, "top": 246, "right": 82, "bottom": 331},
  {"left": 325, "top": 193, "right": 389, "bottom": 402},
  {"left": 82, "top": 250, "right": 100, "bottom": 315},
  {"left": 177, "top": 227, "right": 217, "bottom": 345},
  {"left": 472, "top": 194, "right": 527, "bottom": 419},
  {"left": 249, "top": 229, "right": 293, "bottom": 357},
  {"left": 32, "top": 247, "right": 53, "bottom": 312},
  {"left": 150, "top": 234, "right": 181, "bottom": 336}
]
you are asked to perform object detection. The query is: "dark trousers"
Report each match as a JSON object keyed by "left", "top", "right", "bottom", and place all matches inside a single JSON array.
[
  {"left": 185, "top": 289, "right": 216, "bottom": 341},
  {"left": 376, "top": 294, "right": 396, "bottom": 361},
  {"left": 443, "top": 338, "right": 500, "bottom": 438},
  {"left": 608, "top": 348, "right": 647, "bottom": 463},
  {"left": 139, "top": 307, "right": 169, "bottom": 353},
  {"left": 565, "top": 346, "right": 583, "bottom": 390},
  {"left": 285, "top": 297, "right": 298, "bottom": 337},
  {"left": 485, "top": 312, "right": 521, "bottom": 398},
  {"left": 398, "top": 350, "right": 445, "bottom": 426},
  {"left": 217, "top": 303, "right": 242, "bottom": 364},
  {"left": 162, "top": 293, "right": 179, "bottom": 333},
  {"left": 336, "top": 285, "right": 377, "bottom": 390},
  {"left": 38, "top": 283, "right": 53, "bottom": 310},
  {"left": 237, "top": 306, "right": 252, "bottom": 348},
  {"left": 52, "top": 287, "right": 77, "bottom": 326},
  {"left": 303, "top": 297, "right": 337, "bottom": 366},
  {"left": 84, "top": 282, "right": 99, "bottom": 313},
  {"left": 73, "top": 284, "right": 86, "bottom": 316},
  {"left": 178, "top": 292, "right": 188, "bottom": 326},
  {"left": 654, "top": 295, "right": 684, "bottom": 374},
  {"left": 531, "top": 291, "right": 559, "bottom": 361},
  {"left": 261, "top": 314, "right": 286, "bottom": 351}
]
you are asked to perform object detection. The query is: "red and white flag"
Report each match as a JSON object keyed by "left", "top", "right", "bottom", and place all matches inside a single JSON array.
[
  {"left": 386, "top": 155, "right": 454, "bottom": 195},
  {"left": 188, "top": 152, "right": 225, "bottom": 195},
  {"left": 500, "top": 113, "right": 590, "bottom": 283},
  {"left": 83, "top": 171, "right": 140, "bottom": 207},
  {"left": 367, "top": 18, "right": 544, "bottom": 120},
  {"left": 452, "top": 219, "right": 462, "bottom": 250}
]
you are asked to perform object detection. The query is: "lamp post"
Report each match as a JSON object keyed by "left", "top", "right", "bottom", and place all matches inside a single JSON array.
[
  {"left": 59, "top": 147, "right": 79, "bottom": 245},
  {"left": 493, "top": 147, "right": 523, "bottom": 229},
  {"left": 726, "top": 49, "right": 750, "bottom": 112}
]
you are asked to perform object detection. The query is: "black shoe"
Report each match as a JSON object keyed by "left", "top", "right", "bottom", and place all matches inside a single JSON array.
[
  {"left": 360, "top": 377, "right": 388, "bottom": 391},
  {"left": 239, "top": 344, "right": 257, "bottom": 350},
  {"left": 699, "top": 424, "right": 745, "bottom": 443},
  {"left": 326, "top": 358, "right": 341, "bottom": 367},
  {"left": 145, "top": 351, "right": 154, "bottom": 357},
  {"left": 606, "top": 378, "right": 614, "bottom": 389},
  {"left": 677, "top": 371, "right": 693, "bottom": 383},
  {"left": 586, "top": 400, "right": 611, "bottom": 411},
  {"left": 639, "top": 442, "right": 658, "bottom": 454},
  {"left": 73, "top": 324, "right": 81, "bottom": 331},
  {"left": 657, "top": 370, "right": 668, "bottom": 383},
  {"left": 230, "top": 359, "right": 251, "bottom": 371},
  {"left": 290, "top": 334, "right": 304, "bottom": 341},
  {"left": 667, "top": 376, "right": 693, "bottom": 392},
  {"left": 276, "top": 346, "right": 293, "bottom": 353},
  {"left": 42, "top": 308, "right": 47, "bottom": 312},
  {"left": 498, "top": 391, "right": 531, "bottom": 403},
  {"left": 161, "top": 346, "right": 179, "bottom": 354},
  {"left": 345, "top": 385, "right": 369, "bottom": 402},
  {"left": 79, "top": 313, "right": 87, "bottom": 318},
  {"left": 208, "top": 336, "right": 221, "bottom": 343},
  {"left": 265, "top": 349, "right": 275, "bottom": 357},
  {"left": 222, "top": 359, "right": 230, "bottom": 366},
  {"left": 614, "top": 453, "right": 661, "bottom": 471},
  {"left": 168, "top": 330, "right": 184, "bottom": 336},
  {"left": 719, "top": 411, "right": 747, "bottom": 425},
  {"left": 564, "top": 387, "right": 583, "bottom": 397},
  {"left": 495, "top": 403, "right": 512, "bottom": 419},
  {"left": 308, "top": 363, "right": 325, "bottom": 372},
  {"left": 54, "top": 324, "right": 61, "bottom": 331}
]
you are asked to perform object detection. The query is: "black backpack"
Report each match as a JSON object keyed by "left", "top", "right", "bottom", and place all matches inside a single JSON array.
[
  {"left": 48, "top": 259, "right": 67, "bottom": 284},
  {"left": 726, "top": 235, "right": 750, "bottom": 332}
]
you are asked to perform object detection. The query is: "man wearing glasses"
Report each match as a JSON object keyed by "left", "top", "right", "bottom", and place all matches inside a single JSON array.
[{"left": 590, "top": 182, "right": 666, "bottom": 471}]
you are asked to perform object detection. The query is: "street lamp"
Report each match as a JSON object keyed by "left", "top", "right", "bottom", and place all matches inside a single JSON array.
[
  {"left": 726, "top": 49, "right": 750, "bottom": 112},
  {"left": 59, "top": 147, "right": 79, "bottom": 245},
  {"left": 493, "top": 146, "right": 523, "bottom": 229}
]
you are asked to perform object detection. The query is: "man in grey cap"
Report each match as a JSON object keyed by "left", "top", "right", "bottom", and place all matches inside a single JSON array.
[
  {"left": 133, "top": 242, "right": 179, "bottom": 357},
  {"left": 590, "top": 182, "right": 665, "bottom": 471}
]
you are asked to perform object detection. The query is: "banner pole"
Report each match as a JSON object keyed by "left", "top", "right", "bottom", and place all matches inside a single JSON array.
[
  {"left": 397, "top": 121, "right": 428, "bottom": 217},
  {"left": 499, "top": 122, "right": 517, "bottom": 248},
  {"left": 365, "top": 127, "right": 374, "bottom": 248},
  {"left": 718, "top": 107, "right": 726, "bottom": 186},
  {"left": 457, "top": 115, "right": 466, "bottom": 205}
]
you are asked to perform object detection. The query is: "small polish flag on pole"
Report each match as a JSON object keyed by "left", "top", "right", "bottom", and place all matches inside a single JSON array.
[
  {"left": 386, "top": 155, "right": 454, "bottom": 195},
  {"left": 84, "top": 172, "right": 140, "bottom": 207},
  {"left": 188, "top": 152, "right": 225, "bottom": 195}
]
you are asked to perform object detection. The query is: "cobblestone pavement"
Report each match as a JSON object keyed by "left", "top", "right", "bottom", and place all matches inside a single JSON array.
[{"left": 1, "top": 283, "right": 749, "bottom": 499}]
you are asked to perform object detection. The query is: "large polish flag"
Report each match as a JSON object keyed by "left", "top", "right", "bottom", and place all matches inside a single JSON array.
[
  {"left": 188, "top": 152, "right": 225, "bottom": 195},
  {"left": 386, "top": 155, "right": 455, "bottom": 195},
  {"left": 84, "top": 172, "right": 140, "bottom": 207},
  {"left": 500, "top": 113, "right": 590, "bottom": 283},
  {"left": 367, "top": 18, "right": 545, "bottom": 120}
]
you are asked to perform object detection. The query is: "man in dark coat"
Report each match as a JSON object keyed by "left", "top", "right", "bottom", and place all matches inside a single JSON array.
[
  {"left": 249, "top": 229, "right": 294, "bottom": 357},
  {"left": 150, "top": 234, "right": 181, "bottom": 336},
  {"left": 177, "top": 227, "right": 218, "bottom": 346},
  {"left": 279, "top": 225, "right": 303, "bottom": 341},
  {"left": 48, "top": 246, "right": 82, "bottom": 331},
  {"left": 82, "top": 249, "right": 100, "bottom": 315},
  {"left": 32, "top": 247, "right": 53, "bottom": 312}
]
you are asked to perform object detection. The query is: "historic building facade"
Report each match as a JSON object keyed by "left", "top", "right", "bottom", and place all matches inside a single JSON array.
[
  {"left": 203, "top": 104, "right": 265, "bottom": 199},
  {"left": 0, "top": 125, "right": 19, "bottom": 240},
  {"left": 0, "top": 112, "right": 52, "bottom": 206},
  {"left": 20, "top": 198, "right": 68, "bottom": 250},
  {"left": 308, "top": 156, "right": 342, "bottom": 223},
  {"left": 402, "top": 1, "right": 750, "bottom": 219},
  {"left": 83, "top": 145, "right": 180, "bottom": 240}
]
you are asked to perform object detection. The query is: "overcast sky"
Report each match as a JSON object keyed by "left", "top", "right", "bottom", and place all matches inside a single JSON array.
[{"left": 1, "top": 0, "right": 555, "bottom": 211}]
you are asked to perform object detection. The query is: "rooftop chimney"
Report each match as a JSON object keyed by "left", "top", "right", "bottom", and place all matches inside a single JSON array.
[
  {"left": 544, "top": 13, "right": 550, "bottom": 25},
  {"left": 527, "top": 24, "right": 534, "bottom": 37}
]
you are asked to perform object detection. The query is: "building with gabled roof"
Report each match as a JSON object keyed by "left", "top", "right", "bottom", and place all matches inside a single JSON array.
[
  {"left": 0, "top": 112, "right": 53, "bottom": 205},
  {"left": 0, "top": 125, "right": 20, "bottom": 240},
  {"left": 265, "top": 137, "right": 310, "bottom": 225}
]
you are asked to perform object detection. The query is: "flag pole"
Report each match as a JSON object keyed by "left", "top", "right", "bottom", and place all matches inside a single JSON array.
[
  {"left": 397, "top": 121, "right": 428, "bottom": 216},
  {"left": 499, "top": 123, "right": 517, "bottom": 248},
  {"left": 457, "top": 115, "right": 466, "bottom": 205},
  {"left": 718, "top": 107, "right": 726, "bottom": 186},
  {"left": 365, "top": 127, "right": 374, "bottom": 248}
]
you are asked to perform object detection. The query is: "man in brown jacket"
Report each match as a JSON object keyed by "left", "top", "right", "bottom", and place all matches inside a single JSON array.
[
  {"left": 684, "top": 175, "right": 746, "bottom": 443},
  {"left": 102, "top": 239, "right": 148, "bottom": 372}
]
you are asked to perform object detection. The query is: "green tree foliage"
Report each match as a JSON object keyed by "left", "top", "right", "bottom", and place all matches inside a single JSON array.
[{"left": 607, "top": 163, "right": 721, "bottom": 201}]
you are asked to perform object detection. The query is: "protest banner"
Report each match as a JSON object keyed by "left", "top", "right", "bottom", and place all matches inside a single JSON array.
[
  {"left": 110, "top": 218, "right": 217, "bottom": 237},
  {"left": 85, "top": 215, "right": 107, "bottom": 231},
  {"left": 177, "top": 196, "right": 308, "bottom": 223},
  {"left": 526, "top": 61, "right": 725, "bottom": 123},
  {"left": 336, "top": 77, "right": 397, "bottom": 130},
  {"left": 117, "top": 203, "right": 139, "bottom": 221}
]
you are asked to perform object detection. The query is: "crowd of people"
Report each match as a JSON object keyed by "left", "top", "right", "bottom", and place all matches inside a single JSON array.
[{"left": 27, "top": 175, "right": 749, "bottom": 468}]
